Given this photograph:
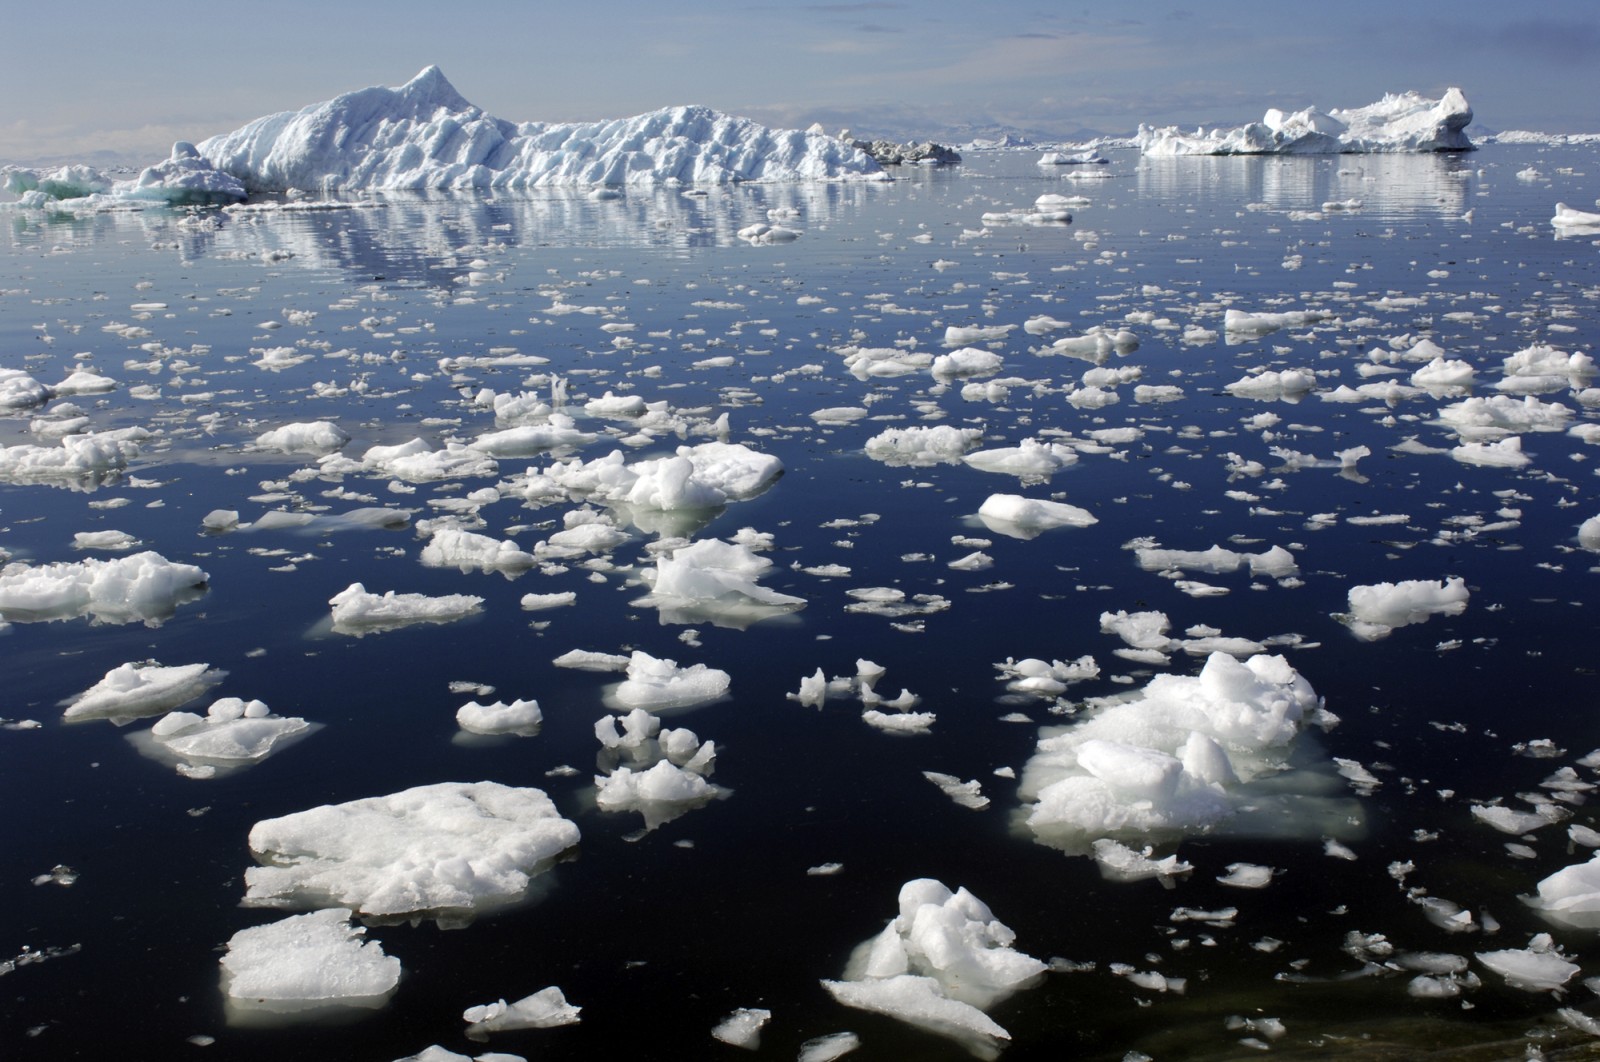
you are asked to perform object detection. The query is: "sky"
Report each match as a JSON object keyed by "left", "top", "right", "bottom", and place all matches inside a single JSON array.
[{"left": 2, "top": 0, "right": 1598, "bottom": 164}]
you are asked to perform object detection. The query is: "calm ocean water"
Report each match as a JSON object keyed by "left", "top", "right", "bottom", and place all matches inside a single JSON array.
[{"left": 3, "top": 143, "right": 1600, "bottom": 1060}]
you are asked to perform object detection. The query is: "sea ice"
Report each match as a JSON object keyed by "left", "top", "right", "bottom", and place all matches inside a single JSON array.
[
  {"left": 611, "top": 650, "right": 730, "bottom": 710},
  {"left": 977, "top": 493, "right": 1097, "bottom": 538},
  {"left": 463, "top": 986, "right": 580, "bottom": 1035},
  {"left": 255, "top": 421, "right": 351, "bottom": 455},
  {"left": 329, "top": 582, "right": 485, "bottom": 634},
  {"left": 1340, "top": 577, "right": 1468, "bottom": 641},
  {"left": 634, "top": 537, "right": 804, "bottom": 628},
  {"left": 220, "top": 908, "right": 400, "bottom": 1015},
  {"left": 420, "top": 528, "right": 536, "bottom": 575},
  {"left": 1476, "top": 934, "right": 1580, "bottom": 992},
  {"left": 864, "top": 425, "right": 983, "bottom": 466},
  {"left": 244, "top": 781, "right": 580, "bottom": 920},
  {"left": 62, "top": 661, "right": 225, "bottom": 725},
  {"left": 710, "top": 1007, "right": 771, "bottom": 1048},
  {"left": 822, "top": 878, "right": 1046, "bottom": 1054},
  {"left": 141, "top": 697, "right": 312, "bottom": 774},
  {"left": 0, "top": 550, "right": 208, "bottom": 626},
  {"left": 456, "top": 699, "right": 543, "bottom": 735}
]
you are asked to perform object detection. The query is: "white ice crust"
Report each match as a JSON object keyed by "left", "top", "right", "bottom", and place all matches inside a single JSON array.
[
  {"left": 244, "top": 781, "right": 580, "bottom": 919},
  {"left": 196, "top": 66, "right": 885, "bottom": 193},
  {"left": 1138, "top": 89, "right": 1473, "bottom": 156}
]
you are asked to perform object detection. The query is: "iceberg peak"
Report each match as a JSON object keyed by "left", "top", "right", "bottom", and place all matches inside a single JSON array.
[{"left": 398, "top": 65, "right": 474, "bottom": 114}]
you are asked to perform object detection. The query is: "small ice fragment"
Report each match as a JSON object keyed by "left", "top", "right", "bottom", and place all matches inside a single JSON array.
[{"left": 710, "top": 1007, "right": 771, "bottom": 1049}]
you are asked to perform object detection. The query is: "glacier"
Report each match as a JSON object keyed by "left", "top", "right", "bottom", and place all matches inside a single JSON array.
[
  {"left": 197, "top": 66, "right": 887, "bottom": 193},
  {"left": 1137, "top": 88, "right": 1474, "bottom": 156}
]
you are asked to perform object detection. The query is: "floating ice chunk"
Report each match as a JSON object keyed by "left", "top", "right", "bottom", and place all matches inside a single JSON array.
[
  {"left": 923, "top": 771, "right": 990, "bottom": 810},
  {"left": 199, "top": 66, "right": 883, "bottom": 191},
  {"left": 738, "top": 222, "right": 801, "bottom": 244},
  {"left": 1135, "top": 543, "right": 1297, "bottom": 579},
  {"left": 1471, "top": 804, "right": 1553, "bottom": 835},
  {"left": 1477, "top": 934, "right": 1579, "bottom": 992},
  {"left": 1341, "top": 577, "right": 1467, "bottom": 641},
  {"left": 823, "top": 878, "right": 1045, "bottom": 1053},
  {"left": 1038, "top": 327, "right": 1139, "bottom": 362},
  {"left": 0, "top": 429, "right": 147, "bottom": 486},
  {"left": 63, "top": 661, "right": 225, "bottom": 725},
  {"left": 0, "top": 368, "right": 54, "bottom": 409},
  {"left": 329, "top": 582, "right": 484, "bottom": 634},
  {"left": 1090, "top": 839, "right": 1192, "bottom": 882},
  {"left": 798, "top": 1031, "right": 861, "bottom": 1062},
  {"left": 553, "top": 649, "right": 630, "bottom": 671},
  {"left": 255, "top": 421, "right": 352, "bottom": 456},
  {"left": 1137, "top": 88, "right": 1472, "bottom": 155},
  {"left": 862, "top": 709, "right": 936, "bottom": 733},
  {"left": 142, "top": 697, "right": 312, "bottom": 772},
  {"left": 1216, "top": 863, "right": 1275, "bottom": 888},
  {"left": 944, "top": 324, "right": 1014, "bottom": 346},
  {"left": 1225, "top": 368, "right": 1316, "bottom": 401},
  {"left": 52, "top": 369, "right": 117, "bottom": 396},
  {"left": 595, "top": 759, "right": 722, "bottom": 829},
  {"left": 1535, "top": 851, "right": 1600, "bottom": 929},
  {"left": 1437, "top": 394, "right": 1571, "bottom": 438},
  {"left": 389, "top": 1047, "right": 526, "bottom": 1062},
  {"left": 932, "top": 347, "right": 1004, "bottom": 379},
  {"left": 244, "top": 781, "right": 580, "bottom": 920},
  {"left": 463, "top": 986, "right": 580, "bottom": 1034},
  {"left": 977, "top": 494, "right": 1096, "bottom": 538},
  {"left": 1100, "top": 610, "right": 1175, "bottom": 651},
  {"left": 457, "top": 699, "right": 542, "bottom": 735},
  {"left": 1553, "top": 203, "right": 1600, "bottom": 230},
  {"left": 710, "top": 1007, "right": 771, "bottom": 1048},
  {"left": 220, "top": 908, "right": 399, "bottom": 1016},
  {"left": 791, "top": 668, "right": 829, "bottom": 707},
  {"left": 864, "top": 425, "right": 983, "bottom": 467},
  {"left": 72, "top": 530, "right": 139, "bottom": 552},
  {"left": 469, "top": 418, "right": 596, "bottom": 457},
  {"left": 355, "top": 439, "right": 499, "bottom": 483},
  {"left": 1579, "top": 516, "right": 1600, "bottom": 552},
  {"left": 963, "top": 439, "right": 1078, "bottom": 479},
  {"left": 202, "top": 509, "right": 241, "bottom": 532},
  {"left": 1451, "top": 436, "right": 1531, "bottom": 468},
  {"left": 994, "top": 656, "right": 1099, "bottom": 697},
  {"left": 837, "top": 345, "right": 934, "bottom": 380},
  {"left": 612, "top": 650, "right": 730, "bottom": 710},
  {"left": 421, "top": 528, "right": 536, "bottom": 574},
  {"left": 1020, "top": 653, "right": 1320, "bottom": 848},
  {"left": 636, "top": 538, "right": 804, "bottom": 628},
  {"left": 1223, "top": 309, "right": 1327, "bottom": 336}
]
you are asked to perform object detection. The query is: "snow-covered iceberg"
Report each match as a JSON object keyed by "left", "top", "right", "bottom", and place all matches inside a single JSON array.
[
  {"left": 198, "top": 66, "right": 886, "bottom": 193},
  {"left": 1137, "top": 88, "right": 1473, "bottom": 156}
]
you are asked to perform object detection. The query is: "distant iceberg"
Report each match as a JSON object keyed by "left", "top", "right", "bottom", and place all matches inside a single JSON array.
[
  {"left": 197, "top": 66, "right": 887, "bottom": 193},
  {"left": 1137, "top": 88, "right": 1474, "bottom": 156}
]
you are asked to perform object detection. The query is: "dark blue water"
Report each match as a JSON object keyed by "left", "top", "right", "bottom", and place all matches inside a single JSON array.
[{"left": 3, "top": 144, "right": 1600, "bottom": 1061}]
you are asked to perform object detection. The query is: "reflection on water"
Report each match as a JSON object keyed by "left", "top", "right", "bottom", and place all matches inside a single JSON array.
[{"left": 1137, "top": 151, "right": 1476, "bottom": 220}]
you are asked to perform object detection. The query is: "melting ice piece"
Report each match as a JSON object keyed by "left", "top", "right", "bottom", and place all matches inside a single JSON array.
[
  {"left": 1019, "top": 653, "right": 1323, "bottom": 850},
  {"left": 1476, "top": 934, "right": 1580, "bottom": 992},
  {"left": 243, "top": 781, "right": 580, "bottom": 921},
  {"left": 390, "top": 1047, "right": 526, "bottom": 1062},
  {"left": 798, "top": 1031, "right": 861, "bottom": 1062},
  {"left": 220, "top": 908, "right": 400, "bottom": 1017},
  {"left": 963, "top": 439, "right": 1077, "bottom": 479},
  {"left": 62, "top": 661, "right": 225, "bottom": 725},
  {"left": 634, "top": 538, "right": 805, "bottom": 629},
  {"left": 822, "top": 878, "right": 1046, "bottom": 1057},
  {"left": 329, "top": 582, "right": 484, "bottom": 634},
  {"left": 254, "top": 421, "right": 351, "bottom": 456},
  {"left": 420, "top": 528, "right": 536, "bottom": 574},
  {"left": 1090, "top": 839, "right": 1192, "bottom": 882},
  {"left": 611, "top": 650, "right": 730, "bottom": 710},
  {"left": 138, "top": 697, "right": 313, "bottom": 775},
  {"left": 710, "top": 1007, "right": 771, "bottom": 1048},
  {"left": 456, "top": 699, "right": 543, "bottom": 735},
  {"left": 923, "top": 772, "right": 990, "bottom": 810},
  {"left": 977, "top": 494, "right": 1096, "bottom": 538},
  {"left": 594, "top": 759, "right": 723, "bottom": 830},
  {"left": 0, "top": 550, "right": 209, "bottom": 626},
  {"left": 1533, "top": 852, "right": 1600, "bottom": 929},
  {"left": 864, "top": 425, "right": 983, "bottom": 467},
  {"left": 1339, "top": 577, "right": 1468, "bottom": 641},
  {"left": 463, "top": 986, "right": 580, "bottom": 1036}
]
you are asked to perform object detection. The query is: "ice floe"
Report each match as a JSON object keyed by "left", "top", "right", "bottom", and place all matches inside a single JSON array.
[
  {"left": 1339, "top": 577, "right": 1469, "bottom": 641},
  {"left": 136, "top": 697, "right": 314, "bottom": 777},
  {"left": 220, "top": 908, "right": 400, "bottom": 1017},
  {"left": 244, "top": 781, "right": 580, "bottom": 921},
  {"left": 329, "top": 582, "right": 485, "bottom": 635},
  {"left": 822, "top": 878, "right": 1047, "bottom": 1057},
  {"left": 0, "top": 550, "right": 208, "bottom": 626},
  {"left": 463, "top": 986, "right": 580, "bottom": 1036},
  {"left": 62, "top": 661, "right": 225, "bottom": 725}
]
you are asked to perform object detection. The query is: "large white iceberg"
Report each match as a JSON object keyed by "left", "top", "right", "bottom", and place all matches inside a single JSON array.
[
  {"left": 634, "top": 537, "right": 805, "bottom": 628},
  {"left": 243, "top": 781, "right": 580, "bottom": 921},
  {"left": 197, "top": 66, "right": 886, "bottom": 193},
  {"left": 1137, "top": 88, "right": 1473, "bottom": 155}
]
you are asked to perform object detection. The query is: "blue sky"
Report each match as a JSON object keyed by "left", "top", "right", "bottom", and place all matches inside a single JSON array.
[{"left": 3, "top": 0, "right": 1597, "bottom": 163}]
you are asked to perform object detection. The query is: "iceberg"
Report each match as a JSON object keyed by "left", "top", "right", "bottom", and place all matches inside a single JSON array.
[
  {"left": 634, "top": 537, "right": 805, "bottom": 628},
  {"left": 463, "top": 986, "right": 581, "bottom": 1036},
  {"left": 329, "top": 582, "right": 484, "bottom": 635},
  {"left": 62, "top": 661, "right": 225, "bottom": 725},
  {"left": 197, "top": 66, "right": 886, "bottom": 193},
  {"left": 1137, "top": 88, "right": 1473, "bottom": 155},
  {"left": 610, "top": 650, "right": 730, "bottom": 711},
  {"left": 1340, "top": 577, "right": 1469, "bottom": 641},
  {"left": 243, "top": 781, "right": 580, "bottom": 921},
  {"left": 3, "top": 143, "right": 245, "bottom": 206},
  {"left": 139, "top": 697, "right": 314, "bottom": 777}
]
